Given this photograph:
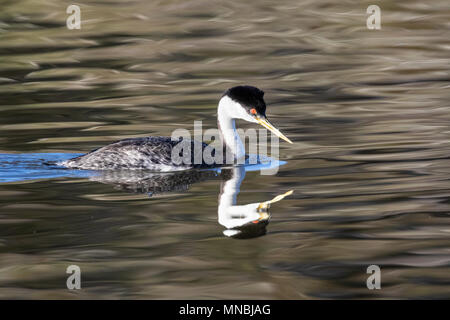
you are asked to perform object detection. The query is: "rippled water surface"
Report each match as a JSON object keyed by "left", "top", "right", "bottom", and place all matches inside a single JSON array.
[{"left": 0, "top": 0, "right": 449, "bottom": 299}]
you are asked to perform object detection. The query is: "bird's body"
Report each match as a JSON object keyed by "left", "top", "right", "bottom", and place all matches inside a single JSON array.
[
  {"left": 60, "top": 86, "right": 292, "bottom": 171},
  {"left": 60, "top": 136, "right": 214, "bottom": 171}
]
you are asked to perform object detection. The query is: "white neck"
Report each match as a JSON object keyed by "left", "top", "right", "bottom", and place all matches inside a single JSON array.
[{"left": 217, "top": 96, "right": 246, "bottom": 161}]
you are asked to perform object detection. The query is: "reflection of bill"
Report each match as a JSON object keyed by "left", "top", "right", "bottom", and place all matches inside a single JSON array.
[{"left": 218, "top": 167, "right": 293, "bottom": 239}]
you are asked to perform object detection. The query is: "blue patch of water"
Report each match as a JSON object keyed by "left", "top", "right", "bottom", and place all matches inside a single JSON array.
[{"left": 0, "top": 153, "right": 94, "bottom": 183}]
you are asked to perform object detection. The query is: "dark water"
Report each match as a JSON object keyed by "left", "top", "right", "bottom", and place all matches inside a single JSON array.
[{"left": 0, "top": 0, "right": 450, "bottom": 299}]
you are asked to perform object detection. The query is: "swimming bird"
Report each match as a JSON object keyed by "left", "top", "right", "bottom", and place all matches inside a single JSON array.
[{"left": 60, "top": 85, "right": 292, "bottom": 171}]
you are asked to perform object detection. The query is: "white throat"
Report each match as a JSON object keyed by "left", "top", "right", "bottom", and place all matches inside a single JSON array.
[{"left": 217, "top": 96, "right": 250, "bottom": 161}]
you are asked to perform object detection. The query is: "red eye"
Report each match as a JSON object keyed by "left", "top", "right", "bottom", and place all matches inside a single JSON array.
[{"left": 250, "top": 108, "right": 257, "bottom": 115}]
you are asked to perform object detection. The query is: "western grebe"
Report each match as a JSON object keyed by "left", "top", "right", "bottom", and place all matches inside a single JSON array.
[{"left": 60, "top": 85, "right": 292, "bottom": 170}]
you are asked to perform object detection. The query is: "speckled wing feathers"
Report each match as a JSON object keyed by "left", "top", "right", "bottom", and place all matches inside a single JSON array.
[{"left": 61, "top": 136, "right": 211, "bottom": 171}]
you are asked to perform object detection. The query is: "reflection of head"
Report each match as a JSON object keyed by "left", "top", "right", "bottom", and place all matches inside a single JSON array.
[
  {"left": 218, "top": 167, "right": 292, "bottom": 239},
  {"left": 223, "top": 219, "right": 269, "bottom": 239}
]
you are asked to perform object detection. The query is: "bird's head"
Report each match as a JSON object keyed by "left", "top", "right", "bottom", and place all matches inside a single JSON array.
[{"left": 220, "top": 85, "right": 292, "bottom": 144}]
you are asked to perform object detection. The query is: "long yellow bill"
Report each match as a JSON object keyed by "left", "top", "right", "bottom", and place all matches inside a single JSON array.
[
  {"left": 257, "top": 190, "right": 294, "bottom": 212},
  {"left": 256, "top": 117, "right": 293, "bottom": 144}
]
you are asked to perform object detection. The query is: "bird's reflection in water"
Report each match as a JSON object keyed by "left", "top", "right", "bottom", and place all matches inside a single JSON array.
[
  {"left": 89, "top": 165, "right": 292, "bottom": 239},
  {"left": 219, "top": 167, "right": 293, "bottom": 239}
]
